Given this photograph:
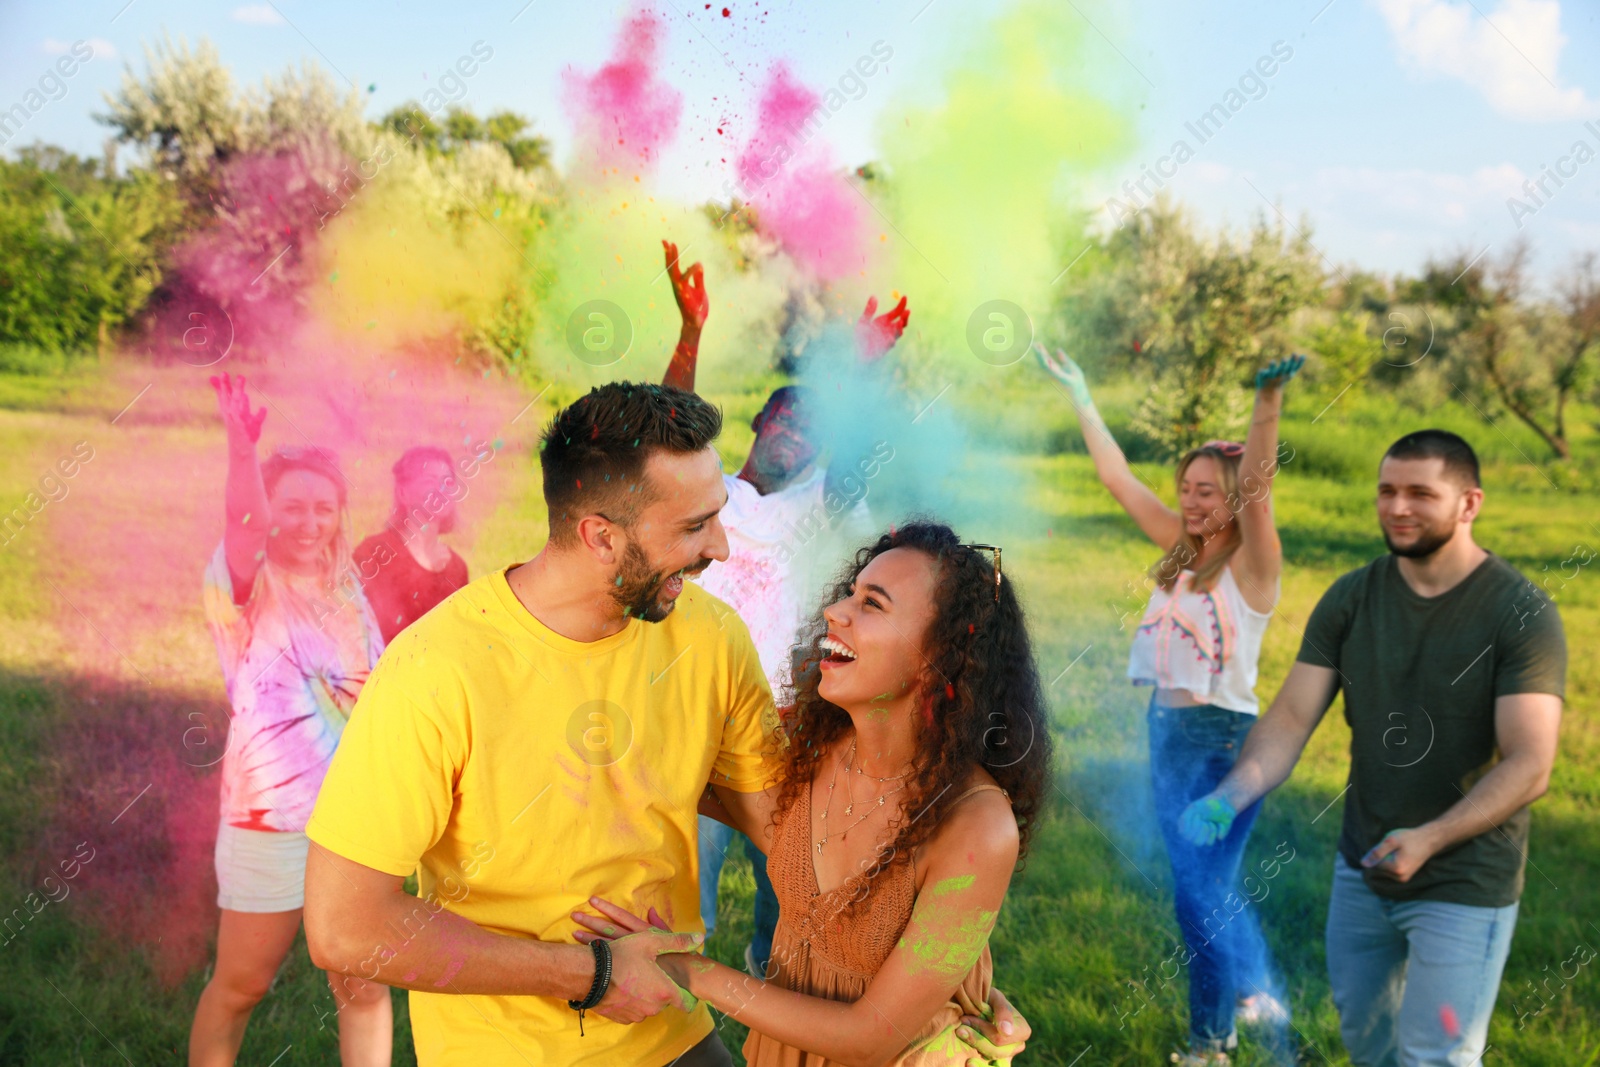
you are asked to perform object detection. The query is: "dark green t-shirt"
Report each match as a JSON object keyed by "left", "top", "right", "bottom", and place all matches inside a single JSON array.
[{"left": 1297, "top": 552, "right": 1566, "bottom": 907}]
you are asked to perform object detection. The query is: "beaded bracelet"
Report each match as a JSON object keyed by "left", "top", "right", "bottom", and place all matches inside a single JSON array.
[{"left": 568, "top": 938, "right": 613, "bottom": 1036}]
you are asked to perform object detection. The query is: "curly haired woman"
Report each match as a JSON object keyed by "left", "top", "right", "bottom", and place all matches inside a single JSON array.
[{"left": 576, "top": 521, "right": 1052, "bottom": 1066}]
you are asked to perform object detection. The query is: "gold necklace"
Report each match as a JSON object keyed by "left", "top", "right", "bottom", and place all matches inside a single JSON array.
[
  {"left": 817, "top": 739, "right": 909, "bottom": 855},
  {"left": 849, "top": 737, "right": 914, "bottom": 784}
]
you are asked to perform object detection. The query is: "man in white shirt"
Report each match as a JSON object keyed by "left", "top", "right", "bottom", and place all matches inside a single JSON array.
[{"left": 659, "top": 239, "right": 904, "bottom": 974}]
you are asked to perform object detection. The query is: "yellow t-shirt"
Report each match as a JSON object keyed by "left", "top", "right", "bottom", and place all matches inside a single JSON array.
[{"left": 306, "top": 564, "right": 776, "bottom": 1067}]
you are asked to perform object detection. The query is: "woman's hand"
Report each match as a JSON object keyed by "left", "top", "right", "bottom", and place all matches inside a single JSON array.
[
  {"left": 1253, "top": 353, "right": 1305, "bottom": 393},
  {"left": 210, "top": 372, "right": 267, "bottom": 451},
  {"left": 574, "top": 896, "right": 708, "bottom": 1009},
  {"left": 958, "top": 987, "right": 1030, "bottom": 1062},
  {"left": 1032, "top": 342, "right": 1094, "bottom": 410}
]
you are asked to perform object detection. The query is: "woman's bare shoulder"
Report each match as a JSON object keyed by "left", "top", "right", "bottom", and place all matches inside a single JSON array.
[{"left": 916, "top": 767, "right": 1020, "bottom": 881}]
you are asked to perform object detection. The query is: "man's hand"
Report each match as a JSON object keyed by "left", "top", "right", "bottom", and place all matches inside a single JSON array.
[
  {"left": 1361, "top": 827, "right": 1439, "bottom": 883},
  {"left": 856, "top": 294, "right": 909, "bottom": 361},
  {"left": 594, "top": 928, "right": 704, "bottom": 1022},
  {"left": 663, "top": 240, "right": 708, "bottom": 334},
  {"left": 1178, "top": 794, "right": 1237, "bottom": 847}
]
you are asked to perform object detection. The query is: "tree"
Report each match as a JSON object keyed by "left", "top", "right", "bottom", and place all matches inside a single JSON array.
[
  {"left": 0, "top": 148, "right": 182, "bottom": 354},
  {"left": 483, "top": 110, "right": 551, "bottom": 172},
  {"left": 97, "top": 34, "right": 241, "bottom": 187},
  {"left": 1419, "top": 244, "right": 1595, "bottom": 460},
  {"left": 98, "top": 34, "right": 367, "bottom": 210},
  {"left": 1061, "top": 198, "right": 1325, "bottom": 456},
  {"left": 376, "top": 104, "right": 550, "bottom": 172}
]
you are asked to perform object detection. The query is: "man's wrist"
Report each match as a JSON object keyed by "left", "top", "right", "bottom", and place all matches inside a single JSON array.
[
  {"left": 1413, "top": 820, "right": 1450, "bottom": 856},
  {"left": 562, "top": 942, "right": 603, "bottom": 1001},
  {"left": 677, "top": 323, "right": 702, "bottom": 346}
]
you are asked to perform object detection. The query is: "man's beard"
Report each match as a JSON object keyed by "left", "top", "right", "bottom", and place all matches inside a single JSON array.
[
  {"left": 611, "top": 541, "right": 704, "bottom": 623},
  {"left": 1383, "top": 518, "right": 1457, "bottom": 559}
]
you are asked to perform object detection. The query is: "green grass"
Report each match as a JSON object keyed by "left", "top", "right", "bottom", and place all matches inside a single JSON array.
[{"left": 0, "top": 363, "right": 1596, "bottom": 1065}]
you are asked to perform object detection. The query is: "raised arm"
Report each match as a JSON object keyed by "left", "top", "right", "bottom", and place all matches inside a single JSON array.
[
  {"left": 1034, "top": 343, "right": 1180, "bottom": 550},
  {"left": 1231, "top": 355, "right": 1304, "bottom": 602},
  {"left": 1178, "top": 661, "right": 1341, "bottom": 845},
  {"left": 303, "top": 843, "right": 699, "bottom": 1022},
  {"left": 1360, "top": 692, "right": 1562, "bottom": 883},
  {"left": 661, "top": 239, "right": 707, "bottom": 392},
  {"left": 211, "top": 373, "right": 270, "bottom": 603}
]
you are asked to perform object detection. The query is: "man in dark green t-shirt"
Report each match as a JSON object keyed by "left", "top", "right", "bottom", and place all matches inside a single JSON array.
[{"left": 1176, "top": 430, "right": 1566, "bottom": 1066}]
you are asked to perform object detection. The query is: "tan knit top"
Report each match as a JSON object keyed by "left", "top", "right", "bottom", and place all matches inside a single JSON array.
[{"left": 742, "top": 779, "right": 1009, "bottom": 1067}]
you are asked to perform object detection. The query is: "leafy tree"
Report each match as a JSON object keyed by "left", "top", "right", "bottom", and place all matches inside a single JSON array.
[
  {"left": 379, "top": 103, "right": 442, "bottom": 151},
  {"left": 96, "top": 34, "right": 241, "bottom": 186},
  {"left": 483, "top": 110, "right": 551, "bottom": 171},
  {"left": 376, "top": 103, "right": 550, "bottom": 172},
  {"left": 1397, "top": 244, "right": 1595, "bottom": 460},
  {"left": 97, "top": 34, "right": 367, "bottom": 210},
  {"left": 1058, "top": 198, "right": 1325, "bottom": 456},
  {"left": 0, "top": 149, "right": 182, "bottom": 354}
]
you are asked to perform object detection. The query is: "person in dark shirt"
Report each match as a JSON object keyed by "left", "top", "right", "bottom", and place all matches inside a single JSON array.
[
  {"left": 355, "top": 446, "right": 471, "bottom": 643},
  {"left": 1178, "top": 429, "right": 1566, "bottom": 1067}
]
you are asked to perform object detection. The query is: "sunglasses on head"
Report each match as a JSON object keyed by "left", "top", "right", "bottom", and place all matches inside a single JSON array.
[{"left": 1201, "top": 440, "right": 1245, "bottom": 458}]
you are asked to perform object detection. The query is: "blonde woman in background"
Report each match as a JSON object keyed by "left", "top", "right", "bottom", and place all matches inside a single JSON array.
[
  {"left": 191, "top": 373, "right": 390, "bottom": 1066},
  {"left": 1036, "top": 344, "right": 1303, "bottom": 1067}
]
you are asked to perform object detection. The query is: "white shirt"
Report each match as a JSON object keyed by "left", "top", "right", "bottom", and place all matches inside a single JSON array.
[
  {"left": 695, "top": 469, "right": 869, "bottom": 695},
  {"left": 1126, "top": 564, "right": 1275, "bottom": 715}
]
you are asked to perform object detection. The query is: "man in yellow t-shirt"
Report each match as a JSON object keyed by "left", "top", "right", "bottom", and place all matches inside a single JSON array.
[{"left": 304, "top": 383, "right": 776, "bottom": 1066}]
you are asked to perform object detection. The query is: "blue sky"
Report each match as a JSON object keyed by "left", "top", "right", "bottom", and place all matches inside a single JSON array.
[{"left": 4, "top": 0, "right": 1598, "bottom": 286}]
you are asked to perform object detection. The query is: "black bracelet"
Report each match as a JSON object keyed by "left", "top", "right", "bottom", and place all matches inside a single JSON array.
[{"left": 568, "top": 938, "right": 612, "bottom": 1036}]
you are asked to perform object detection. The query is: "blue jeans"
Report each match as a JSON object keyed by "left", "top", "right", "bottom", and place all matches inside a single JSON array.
[
  {"left": 1326, "top": 860, "right": 1518, "bottom": 1066},
  {"left": 698, "top": 815, "right": 778, "bottom": 973},
  {"left": 1149, "top": 699, "right": 1273, "bottom": 1051}
]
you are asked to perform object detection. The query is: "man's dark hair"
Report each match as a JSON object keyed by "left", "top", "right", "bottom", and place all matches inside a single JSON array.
[
  {"left": 1383, "top": 429, "right": 1480, "bottom": 489},
  {"left": 753, "top": 384, "right": 814, "bottom": 437},
  {"left": 539, "top": 382, "right": 722, "bottom": 545}
]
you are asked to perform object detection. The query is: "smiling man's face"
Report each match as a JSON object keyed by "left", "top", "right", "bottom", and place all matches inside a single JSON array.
[
  {"left": 609, "top": 446, "right": 730, "bottom": 622},
  {"left": 1376, "top": 455, "right": 1478, "bottom": 559}
]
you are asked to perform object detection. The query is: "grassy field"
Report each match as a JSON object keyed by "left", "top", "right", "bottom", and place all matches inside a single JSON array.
[{"left": 1, "top": 357, "right": 1596, "bottom": 1065}]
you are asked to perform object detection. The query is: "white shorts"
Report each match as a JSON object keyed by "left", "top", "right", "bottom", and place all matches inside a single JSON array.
[{"left": 215, "top": 821, "right": 310, "bottom": 912}]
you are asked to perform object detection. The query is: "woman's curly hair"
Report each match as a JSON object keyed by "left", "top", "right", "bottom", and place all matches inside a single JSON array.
[{"left": 774, "top": 520, "right": 1053, "bottom": 897}]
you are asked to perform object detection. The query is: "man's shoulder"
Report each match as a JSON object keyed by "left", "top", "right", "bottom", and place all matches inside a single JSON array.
[
  {"left": 1319, "top": 556, "right": 1390, "bottom": 605},
  {"left": 381, "top": 570, "right": 504, "bottom": 654},
  {"left": 1475, "top": 551, "right": 1541, "bottom": 593}
]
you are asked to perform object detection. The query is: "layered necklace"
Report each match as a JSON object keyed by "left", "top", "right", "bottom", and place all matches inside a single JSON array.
[{"left": 815, "top": 737, "right": 914, "bottom": 856}]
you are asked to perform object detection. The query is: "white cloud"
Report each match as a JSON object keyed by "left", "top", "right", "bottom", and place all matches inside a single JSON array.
[
  {"left": 232, "top": 3, "right": 286, "bottom": 25},
  {"left": 41, "top": 37, "right": 116, "bottom": 59},
  {"left": 1308, "top": 163, "right": 1527, "bottom": 222},
  {"left": 1373, "top": 0, "right": 1600, "bottom": 121}
]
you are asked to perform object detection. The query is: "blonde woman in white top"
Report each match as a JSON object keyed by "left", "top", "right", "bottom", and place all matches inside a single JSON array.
[{"left": 1037, "top": 343, "right": 1303, "bottom": 1066}]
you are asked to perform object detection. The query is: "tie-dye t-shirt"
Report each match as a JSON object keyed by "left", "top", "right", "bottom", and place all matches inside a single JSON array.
[{"left": 202, "top": 542, "right": 385, "bottom": 832}]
